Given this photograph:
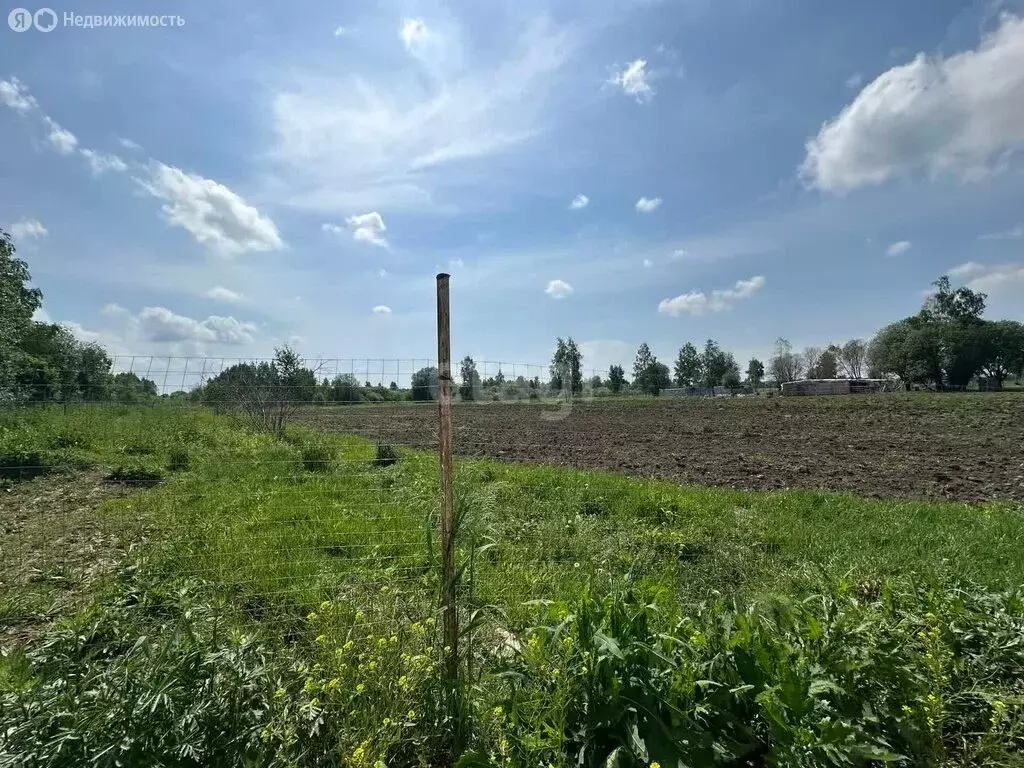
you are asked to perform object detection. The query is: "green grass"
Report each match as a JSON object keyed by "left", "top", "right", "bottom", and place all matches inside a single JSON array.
[{"left": 2, "top": 403, "right": 1024, "bottom": 765}]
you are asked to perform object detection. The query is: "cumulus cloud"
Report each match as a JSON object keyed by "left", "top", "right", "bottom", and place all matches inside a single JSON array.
[
  {"left": 138, "top": 306, "right": 257, "bottom": 345},
  {"left": 802, "top": 14, "right": 1024, "bottom": 191},
  {"left": 371, "top": 304, "right": 392, "bottom": 314},
  {"left": 44, "top": 117, "right": 78, "bottom": 154},
  {"left": 0, "top": 77, "right": 37, "bottom": 113},
  {"left": 611, "top": 59, "right": 654, "bottom": 102},
  {"left": 80, "top": 149, "right": 128, "bottom": 176},
  {"left": 9, "top": 218, "right": 48, "bottom": 239},
  {"left": 400, "top": 17, "right": 430, "bottom": 50},
  {"left": 344, "top": 211, "right": 388, "bottom": 247},
  {"left": 569, "top": 194, "right": 589, "bottom": 210},
  {"left": 205, "top": 286, "right": 245, "bottom": 303},
  {"left": 140, "top": 163, "right": 284, "bottom": 255},
  {"left": 545, "top": 279, "right": 574, "bottom": 298},
  {"left": 886, "top": 240, "right": 912, "bottom": 257},
  {"left": 658, "top": 275, "right": 765, "bottom": 316},
  {"left": 635, "top": 196, "right": 662, "bottom": 213},
  {"left": 60, "top": 321, "right": 103, "bottom": 344}
]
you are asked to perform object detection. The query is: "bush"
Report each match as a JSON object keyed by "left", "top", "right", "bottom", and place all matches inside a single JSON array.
[
  {"left": 167, "top": 448, "right": 191, "bottom": 472},
  {"left": 300, "top": 443, "right": 335, "bottom": 473},
  {"left": 373, "top": 442, "right": 400, "bottom": 468}
]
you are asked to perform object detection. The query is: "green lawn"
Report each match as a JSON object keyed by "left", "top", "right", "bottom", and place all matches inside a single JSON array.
[{"left": 2, "top": 404, "right": 1023, "bottom": 766}]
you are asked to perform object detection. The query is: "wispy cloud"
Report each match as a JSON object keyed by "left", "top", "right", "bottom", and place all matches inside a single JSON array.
[
  {"left": 268, "top": 17, "right": 575, "bottom": 212},
  {"left": 569, "top": 194, "right": 589, "bottom": 210},
  {"left": 979, "top": 224, "right": 1024, "bottom": 240},
  {"left": 885, "top": 239, "right": 912, "bottom": 257},
  {"left": 80, "top": 148, "right": 128, "bottom": 176},
  {"left": 610, "top": 58, "right": 654, "bottom": 102},
  {"left": 9, "top": 218, "right": 48, "bottom": 239},
  {"left": 205, "top": 286, "right": 245, "bottom": 303}
]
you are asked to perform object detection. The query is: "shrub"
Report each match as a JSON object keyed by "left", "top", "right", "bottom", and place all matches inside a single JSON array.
[
  {"left": 300, "top": 443, "right": 335, "bottom": 473},
  {"left": 167, "top": 448, "right": 191, "bottom": 472},
  {"left": 373, "top": 442, "right": 400, "bottom": 468}
]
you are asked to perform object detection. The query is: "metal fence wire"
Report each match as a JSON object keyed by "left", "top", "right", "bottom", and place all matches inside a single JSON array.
[{"left": 1, "top": 273, "right": 627, "bottom": 731}]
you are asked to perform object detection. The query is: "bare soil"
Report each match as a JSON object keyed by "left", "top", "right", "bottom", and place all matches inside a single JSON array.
[{"left": 302, "top": 394, "right": 1024, "bottom": 503}]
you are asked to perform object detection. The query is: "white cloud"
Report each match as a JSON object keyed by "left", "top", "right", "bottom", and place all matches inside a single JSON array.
[
  {"left": 400, "top": 18, "right": 430, "bottom": 50},
  {"left": 950, "top": 262, "right": 1024, "bottom": 294},
  {"left": 803, "top": 14, "right": 1024, "bottom": 191},
  {"left": 344, "top": 211, "right": 388, "bottom": 247},
  {"left": 100, "top": 302, "right": 128, "bottom": 316},
  {"left": 635, "top": 196, "right": 662, "bottom": 213},
  {"left": 611, "top": 59, "right": 654, "bottom": 102},
  {"left": 80, "top": 148, "right": 128, "bottom": 176},
  {"left": 269, "top": 18, "right": 574, "bottom": 212},
  {"left": 61, "top": 321, "right": 103, "bottom": 344},
  {"left": 0, "top": 77, "right": 37, "bottom": 113},
  {"left": 949, "top": 261, "right": 985, "bottom": 278},
  {"left": 44, "top": 117, "right": 78, "bottom": 154},
  {"left": 845, "top": 73, "right": 864, "bottom": 89},
  {"left": 545, "top": 279, "right": 574, "bottom": 298},
  {"left": 333, "top": 25, "right": 350, "bottom": 37},
  {"left": 140, "top": 163, "right": 284, "bottom": 255},
  {"left": 885, "top": 239, "right": 912, "bottom": 257},
  {"left": 376, "top": 268, "right": 388, "bottom": 278},
  {"left": 138, "top": 306, "right": 257, "bottom": 345},
  {"left": 205, "top": 285, "right": 245, "bottom": 303},
  {"left": 979, "top": 224, "right": 1024, "bottom": 240},
  {"left": 118, "top": 137, "right": 143, "bottom": 151},
  {"left": 569, "top": 194, "right": 589, "bottom": 210},
  {"left": 32, "top": 307, "right": 51, "bottom": 323},
  {"left": 371, "top": 304, "right": 392, "bottom": 314},
  {"left": 9, "top": 218, "right": 48, "bottom": 239},
  {"left": 669, "top": 248, "right": 688, "bottom": 260},
  {"left": 658, "top": 275, "right": 765, "bottom": 316}
]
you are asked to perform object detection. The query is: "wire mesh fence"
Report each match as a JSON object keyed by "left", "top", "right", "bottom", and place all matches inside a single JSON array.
[{"left": 0, "top": 339, "right": 623, "bottom": 658}]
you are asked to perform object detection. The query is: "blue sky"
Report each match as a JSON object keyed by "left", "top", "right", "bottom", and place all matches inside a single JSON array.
[{"left": 3, "top": 0, "right": 1024, "bottom": 381}]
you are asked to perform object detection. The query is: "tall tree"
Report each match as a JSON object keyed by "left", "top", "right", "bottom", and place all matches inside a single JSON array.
[
  {"left": 633, "top": 343, "right": 668, "bottom": 395},
  {"left": 633, "top": 343, "right": 655, "bottom": 383},
  {"left": 802, "top": 347, "right": 823, "bottom": 378},
  {"left": 458, "top": 355, "right": 481, "bottom": 401},
  {"left": 838, "top": 339, "right": 868, "bottom": 378},
  {"left": 746, "top": 358, "right": 764, "bottom": 387},
  {"left": 979, "top": 321, "right": 1024, "bottom": 388},
  {"left": 565, "top": 337, "right": 583, "bottom": 395},
  {"left": 673, "top": 343, "right": 702, "bottom": 387},
  {"left": 608, "top": 364, "right": 626, "bottom": 393},
  {"left": 700, "top": 339, "right": 732, "bottom": 388},
  {"left": 769, "top": 338, "right": 803, "bottom": 384},
  {"left": 815, "top": 345, "right": 840, "bottom": 379}
]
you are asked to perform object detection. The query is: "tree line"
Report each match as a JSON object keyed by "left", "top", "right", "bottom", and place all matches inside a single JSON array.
[{"left": 4, "top": 227, "right": 1022, "bottom": 408}]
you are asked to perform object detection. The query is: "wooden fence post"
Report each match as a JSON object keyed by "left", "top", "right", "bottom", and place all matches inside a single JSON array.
[{"left": 435, "top": 273, "right": 458, "bottom": 686}]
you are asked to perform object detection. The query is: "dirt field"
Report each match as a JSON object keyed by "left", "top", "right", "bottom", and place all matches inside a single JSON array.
[{"left": 302, "top": 393, "right": 1024, "bottom": 503}]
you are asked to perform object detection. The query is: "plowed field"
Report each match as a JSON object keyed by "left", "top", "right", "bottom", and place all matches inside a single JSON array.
[{"left": 301, "top": 393, "right": 1024, "bottom": 502}]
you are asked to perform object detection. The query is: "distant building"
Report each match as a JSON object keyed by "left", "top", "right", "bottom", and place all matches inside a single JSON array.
[{"left": 780, "top": 378, "right": 894, "bottom": 396}]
